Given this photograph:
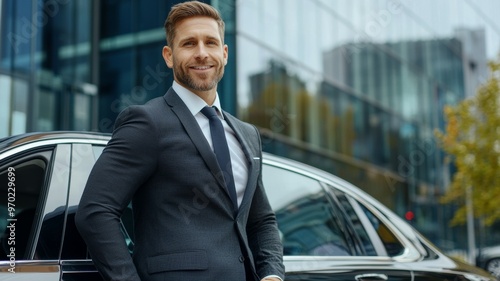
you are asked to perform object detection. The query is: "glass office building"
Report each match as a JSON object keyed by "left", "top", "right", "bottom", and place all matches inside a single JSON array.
[
  {"left": 235, "top": 0, "right": 496, "bottom": 252},
  {"left": 0, "top": 0, "right": 237, "bottom": 135},
  {"left": 1, "top": 0, "right": 499, "bottom": 252}
]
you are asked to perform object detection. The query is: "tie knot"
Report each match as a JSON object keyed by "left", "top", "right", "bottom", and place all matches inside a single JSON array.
[{"left": 200, "top": 106, "right": 219, "bottom": 119}]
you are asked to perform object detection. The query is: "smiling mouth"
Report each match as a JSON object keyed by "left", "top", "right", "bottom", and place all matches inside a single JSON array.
[{"left": 191, "top": 65, "right": 212, "bottom": 70}]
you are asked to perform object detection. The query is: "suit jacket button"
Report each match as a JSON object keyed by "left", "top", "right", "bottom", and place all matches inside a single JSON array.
[{"left": 239, "top": 256, "right": 245, "bottom": 263}]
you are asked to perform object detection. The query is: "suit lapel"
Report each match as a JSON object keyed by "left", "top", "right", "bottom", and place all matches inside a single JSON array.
[{"left": 163, "top": 89, "right": 228, "bottom": 192}]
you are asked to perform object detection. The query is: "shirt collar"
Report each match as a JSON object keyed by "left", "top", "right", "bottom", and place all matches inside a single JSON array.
[{"left": 172, "top": 81, "right": 223, "bottom": 118}]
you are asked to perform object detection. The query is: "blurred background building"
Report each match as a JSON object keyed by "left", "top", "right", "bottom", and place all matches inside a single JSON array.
[{"left": 1, "top": 0, "right": 499, "bottom": 254}]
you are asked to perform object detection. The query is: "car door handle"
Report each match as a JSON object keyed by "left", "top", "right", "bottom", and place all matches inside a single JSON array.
[{"left": 354, "top": 273, "right": 388, "bottom": 281}]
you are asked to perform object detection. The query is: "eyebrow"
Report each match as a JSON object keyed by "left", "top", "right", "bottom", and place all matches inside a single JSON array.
[{"left": 177, "top": 35, "right": 221, "bottom": 45}]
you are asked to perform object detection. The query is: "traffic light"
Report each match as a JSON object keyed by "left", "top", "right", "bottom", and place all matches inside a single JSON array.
[{"left": 405, "top": 211, "right": 415, "bottom": 221}]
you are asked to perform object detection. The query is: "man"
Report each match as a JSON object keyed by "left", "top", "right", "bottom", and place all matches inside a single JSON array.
[{"left": 75, "top": 1, "right": 285, "bottom": 281}]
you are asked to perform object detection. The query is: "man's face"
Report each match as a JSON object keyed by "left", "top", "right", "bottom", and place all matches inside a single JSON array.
[{"left": 163, "top": 16, "right": 228, "bottom": 97}]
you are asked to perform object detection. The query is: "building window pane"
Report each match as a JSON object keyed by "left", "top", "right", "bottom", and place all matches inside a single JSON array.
[
  {"left": 73, "top": 93, "right": 91, "bottom": 131},
  {"left": 0, "top": 75, "right": 12, "bottom": 137},
  {"left": 11, "top": 78, "right": 28, "bottom": 135},
  {"left": 37, "top": 90, "right": 56, "bottom": 131}
]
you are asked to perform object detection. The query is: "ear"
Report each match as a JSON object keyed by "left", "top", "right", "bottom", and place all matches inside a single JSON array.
[
  {"left": 223, "top": 44, "right": 228, "bottom": 66},
  {"left": 162, "top": 46, "right": 174, "bottom": 68}
]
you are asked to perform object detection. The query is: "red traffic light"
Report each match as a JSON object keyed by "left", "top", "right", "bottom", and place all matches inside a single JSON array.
[{"left": 405, "top": 211, "right": 414, "bottom": 221}]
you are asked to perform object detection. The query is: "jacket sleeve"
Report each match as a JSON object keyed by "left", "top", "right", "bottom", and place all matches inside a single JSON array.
[
  {"left": 246, "top": 126, "right": 285, "bottom": 280},
  {"left": 75, "top": 105, "right": 159, "bottom": 281}
]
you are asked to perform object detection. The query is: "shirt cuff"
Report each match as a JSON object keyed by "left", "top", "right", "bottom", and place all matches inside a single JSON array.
[{"left": 262, "top": 275, "right": 283, "bottom": 281}]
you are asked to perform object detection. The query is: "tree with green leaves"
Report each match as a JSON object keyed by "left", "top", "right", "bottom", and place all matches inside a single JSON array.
[{"left": 435, "top": 55, "right": 500, "bottom": 226}]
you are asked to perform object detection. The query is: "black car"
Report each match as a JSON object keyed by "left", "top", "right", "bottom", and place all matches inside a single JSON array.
[
  {"left": 0, "top": 131, "right": 496, "bottom": 280},
  {"left": 477, "top": 245, "right": 500, "bottom": 279}
]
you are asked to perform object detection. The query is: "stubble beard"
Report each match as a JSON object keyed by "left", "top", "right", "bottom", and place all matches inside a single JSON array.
[{"left": 174, "top": 59, "right": 224, "bottom": 92}]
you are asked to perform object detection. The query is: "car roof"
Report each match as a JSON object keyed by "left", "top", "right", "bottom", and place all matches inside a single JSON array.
[{"left": 0, "top": 131, "right": 111, "bottom": 152}]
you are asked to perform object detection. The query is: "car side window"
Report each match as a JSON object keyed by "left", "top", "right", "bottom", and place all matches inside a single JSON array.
[
  {"left": 0, "top": 152, "right": 52, "bottom": 260},
  {"left": 263, "top": 164, "right": 352, "bottom": 256},
  {"left": 359, "top": 204, "right": 405, "bottom": 256},
  {"left": 59, "top": 144, "right": 134, "bottom": 260}
]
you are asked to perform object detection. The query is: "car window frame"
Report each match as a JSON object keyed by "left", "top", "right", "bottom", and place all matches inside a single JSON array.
[
  {"left": 0, "top": 147, "right": 55, "bottom": 260},
  {"left": 262, "top": 159, "right": 400, "bottom": 258},
  {"left": 263, "top": 164, "right": 356, "bottom": 256},
  {"left": 326, "top": 181, "right": 424, "bottom": 262},
  {"left": 262, "top": 154, "right": 424, "bottom": 263},
  {"left": 32, "top": 144, "right": 71, "bottom": 261},
  {"left": 0, "top": 142, "right": 63, "bottom": 278}
]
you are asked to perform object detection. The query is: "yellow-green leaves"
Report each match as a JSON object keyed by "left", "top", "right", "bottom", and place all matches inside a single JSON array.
[{"left": 435, "top": 54, "right": 500, "bottom": 226}]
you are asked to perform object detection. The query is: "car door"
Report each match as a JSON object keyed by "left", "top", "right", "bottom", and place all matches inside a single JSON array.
[
  {"left": 0, "top": 143, "right": 63, "bottom": 280},
  {"left": 57, "top": 143, "right": 105, "bottom": 281},
  {"left": 262, "top": 160, "right": 413, "bottom": 281},
  {"left": 59, "top": 143, "right": 133, "bottom": 281},
  {"left": 0, "top": 141, "right": 108, "bottom": 280}
]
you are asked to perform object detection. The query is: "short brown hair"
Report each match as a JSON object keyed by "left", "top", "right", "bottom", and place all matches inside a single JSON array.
[{"left": 164, "top": 1, "right": 225, "bottom": 47}]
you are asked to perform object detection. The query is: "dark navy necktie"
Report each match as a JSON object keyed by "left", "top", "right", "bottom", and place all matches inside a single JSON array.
[{"left": 200, "top": 106, "right": 238, "bottom": 212}]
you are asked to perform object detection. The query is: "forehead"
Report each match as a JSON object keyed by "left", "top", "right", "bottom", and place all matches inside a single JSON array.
[{"left": 174, "top": 16, "right": 221, "bottom": 42}]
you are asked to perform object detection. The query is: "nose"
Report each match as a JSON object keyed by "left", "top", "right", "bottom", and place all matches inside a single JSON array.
[{"left": 195, "top": 42, "right": 209, "bottom": 59}]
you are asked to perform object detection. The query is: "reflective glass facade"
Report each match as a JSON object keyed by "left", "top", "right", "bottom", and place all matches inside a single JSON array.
[
  {"left": 0, "top": 0, "right": 237, "bottom": 134},
  {"left": 234, "top": 0, "right": 498, "bottom": 252},
  {"left": 1, "top": 0, "right": 499, "bottom": 253}
]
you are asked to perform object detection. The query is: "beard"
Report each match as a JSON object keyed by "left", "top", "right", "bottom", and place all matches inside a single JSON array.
[{"left": 173, "top": 57, "right": 225, "bottom": 92}]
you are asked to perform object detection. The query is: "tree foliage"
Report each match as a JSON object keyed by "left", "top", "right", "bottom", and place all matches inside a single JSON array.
[{"left": 435, "top": 55, "right": 500, "bottom": 226}]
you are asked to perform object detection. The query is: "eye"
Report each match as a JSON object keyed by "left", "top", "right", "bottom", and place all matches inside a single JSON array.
[{"left": 182, "top": 41, "right": 195, "bottom": 47}]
